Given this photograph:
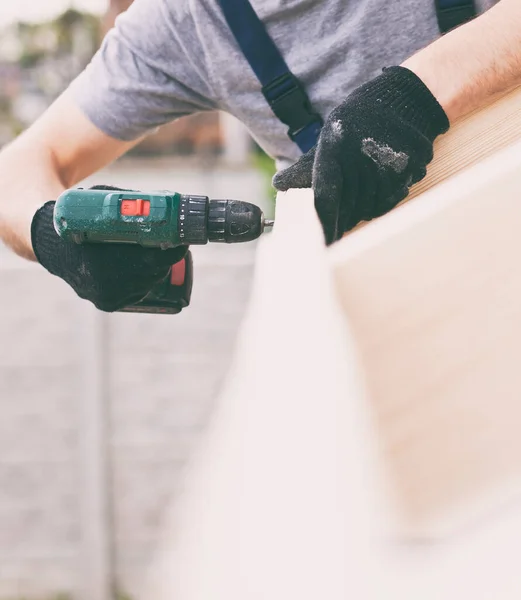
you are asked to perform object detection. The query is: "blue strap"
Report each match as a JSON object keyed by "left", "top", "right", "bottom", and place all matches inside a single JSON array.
[
  {"left": 435, "top": 0, "right": 476, "bottom": 32},
  {"left": 216, "top": 0, "right": 322, "bottom": 153}
]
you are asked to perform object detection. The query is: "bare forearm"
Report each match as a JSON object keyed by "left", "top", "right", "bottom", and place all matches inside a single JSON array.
[
  {"left": 0, "top": 139, "right": 65, "bottom": 261},
  {"left": 0, "top": 90, "right": 139, "bottom": 261},
  {"left": 403, "top": 0, "right": 521, "bottom": 122}
]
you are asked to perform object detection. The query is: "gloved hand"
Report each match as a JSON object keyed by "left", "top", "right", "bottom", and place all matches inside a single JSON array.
[
  {"left": 31, "top": 186, "right": 189, "bottom": 312},
  {"left": 273, "top": 66, "right": 450, "bottom": 244}
]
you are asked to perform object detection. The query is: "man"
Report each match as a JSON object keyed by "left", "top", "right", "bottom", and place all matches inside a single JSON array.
[{"left": 0, "top": 0, "right": 519, "bottom": 312}]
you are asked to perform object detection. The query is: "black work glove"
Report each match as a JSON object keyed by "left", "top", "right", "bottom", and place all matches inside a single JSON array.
[
  {"left": 31, "top": 186, "right": 189, "bottom": 312},
  {"left": 273, "top": 66, "right": 450, "bottom": 244}
]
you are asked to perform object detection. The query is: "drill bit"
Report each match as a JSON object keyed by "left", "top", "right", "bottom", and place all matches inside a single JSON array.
[{"left": 264, "top": 219, "right": 275, "bottom": 228}]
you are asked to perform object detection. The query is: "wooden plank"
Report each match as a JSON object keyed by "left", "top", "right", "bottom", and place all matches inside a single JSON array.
[
  {"left": 330, "top": 135, "right": 521, "bottom": 536},
  {"left": 141, "top": 187, "right": 521, "bottom": 599},
  {"left": 408, "top": 84, "right": 521, "bottom": 200},
  {"left": 141, "top": 188, "right": 389, "bottom": 600},
  {"left": 140, "top": 87, "right": 521, "bottom": 598}
]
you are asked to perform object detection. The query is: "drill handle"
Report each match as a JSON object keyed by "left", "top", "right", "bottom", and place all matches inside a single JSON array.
[{"left": 120, "top": 251, "right": 194, "bottom": 315}]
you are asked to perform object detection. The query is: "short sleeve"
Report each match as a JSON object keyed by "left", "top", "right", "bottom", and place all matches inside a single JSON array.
[{"left": 68, "top": 0, "right": 217, "bottom": 141}]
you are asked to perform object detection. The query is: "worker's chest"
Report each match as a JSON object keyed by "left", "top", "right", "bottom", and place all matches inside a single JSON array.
[{"left": 188, "top": 0, "right": 498, "bottom": 166}]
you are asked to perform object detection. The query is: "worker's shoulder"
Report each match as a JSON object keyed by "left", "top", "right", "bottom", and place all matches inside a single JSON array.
[
  {"left": 115, "top": 0, "right": 230, "bottom": 51},
  {"left": 160, "top": 0, "right": 225, "bottom": 25},
  {"left": 110, "top": 0, "right": 226, "bottom": 67}
]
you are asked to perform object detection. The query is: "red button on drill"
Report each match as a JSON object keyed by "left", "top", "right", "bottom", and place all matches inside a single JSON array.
[
  {"left": 121, "top": 199, "right": 150, "bottom": 216},
  {"left": 170, "top": 259, "right": 186, "bottom": 286}
]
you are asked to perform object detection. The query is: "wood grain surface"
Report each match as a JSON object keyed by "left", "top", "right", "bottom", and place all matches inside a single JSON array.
[{"left": 330, "top": 112, "right": 521, "bottom": 535}]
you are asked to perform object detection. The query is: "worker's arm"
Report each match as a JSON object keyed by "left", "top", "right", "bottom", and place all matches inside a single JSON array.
[
  {"left": 403, "top": 0, "right": 521, "bottom": 122},
  {"left": 274, "top": 0, "right": 521, "bottom": 244},
  {"left": 0, "top": 0, "right": 210, "bottom": 311},
  {"left": 0, "top": 88, "right": 137, "bottom": 260},
  {"left": 1, "top": 0, "right": 215, "bottom": 261}
]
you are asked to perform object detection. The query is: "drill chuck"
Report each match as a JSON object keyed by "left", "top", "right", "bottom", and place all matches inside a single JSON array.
[
  {"left": 178, "top": 196, "right": 271, "bottom": 244},
  {"left": 208, "top": 199, "right": 267, "bottom": 243}
]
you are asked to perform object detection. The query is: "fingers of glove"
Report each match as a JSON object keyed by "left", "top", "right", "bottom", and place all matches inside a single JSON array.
[
  {"left": 312, "top": 147, "right": 344, "bottom": 245},
  {"left": 366, "top": 163, "right": 412, "bottom": 220},
  {"left": 394, "top": 125, "right": 434, "bottom": 179},
  {"left": 314, "top": 128, "right": 372, "bottom": 243},
  {"left": 372, "top": 185, "right": 410, "bottom": 219},
  {"left": 91, "top": 285, "right": 162, "bottom": 313},
  {"left": 410, "top": 164, "right": 427, "bottom": 186},
  {"left": 336, "top": 160, "right": 364, "bottom": 237},
  {"left": 31, "top": 201, "right": 63, "bottom": 272},
  {"left": 75, "top": 249, "right": 174, "bottom": 312},
  {"left": 79, "top": 243, "right": 185, "bottom": 282},
  {"left": 142, "top": 245, "right": 190, "bottom": 268},
  {"left": 75, "top": 287, "right": 139, "bottom": 313},
  {"left": 412, "top": 134, "right": 435, "bottom": 167},
  {"left": 272, "top": 147, "right": 316, "bottom": 191},
  {"left": 339, "top": 155, "right": 378, "bottom": 231},
  {"left": 79, "top": 284, "right": 157, "bottom": 313}
]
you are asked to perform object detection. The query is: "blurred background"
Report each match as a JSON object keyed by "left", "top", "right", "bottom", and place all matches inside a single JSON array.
[{"left": 0, "top": 2, "right": 275, "bottom": 598}]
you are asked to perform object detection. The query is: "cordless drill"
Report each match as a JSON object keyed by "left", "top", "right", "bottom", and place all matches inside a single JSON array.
[{"left": 53, "top": 188, "right": 274, "bottom": 314}]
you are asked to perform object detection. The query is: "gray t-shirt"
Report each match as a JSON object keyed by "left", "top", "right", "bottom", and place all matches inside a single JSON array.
[{"left": 70, "top": 0, "right": 496, "bottom": 169}]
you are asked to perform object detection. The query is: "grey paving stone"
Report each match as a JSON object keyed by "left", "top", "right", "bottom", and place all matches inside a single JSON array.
[
  {"left": 0, "top": 269, "right": 80, "bottom": 368},
  {"left": 0, "top": 162, "right": 263, "bottom": 598}
]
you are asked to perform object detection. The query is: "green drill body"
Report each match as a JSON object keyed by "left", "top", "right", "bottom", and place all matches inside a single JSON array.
[{"left": 54, "top": 189, "right": 184, "bottom": 248}]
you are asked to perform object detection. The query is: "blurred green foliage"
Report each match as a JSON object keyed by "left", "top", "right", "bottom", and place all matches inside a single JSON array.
[{"left": 0, "top": 9, "right": 101, "bottom": 143}]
